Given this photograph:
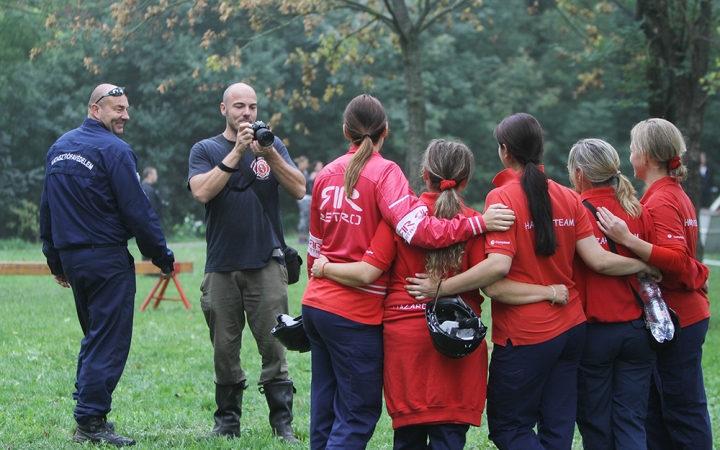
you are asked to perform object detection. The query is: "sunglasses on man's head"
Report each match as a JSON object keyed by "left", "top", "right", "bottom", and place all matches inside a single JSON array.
[{"left": 94, "top": 87, "right": 126, "bottom": 104}]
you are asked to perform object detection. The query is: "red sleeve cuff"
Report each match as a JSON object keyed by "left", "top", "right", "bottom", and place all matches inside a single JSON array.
[{"left": 648, "top": 245, "right": 687, "bottom": 275}]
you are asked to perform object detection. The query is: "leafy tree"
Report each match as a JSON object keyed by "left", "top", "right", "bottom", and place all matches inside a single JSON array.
[
  {"left": 37, "top": 0, "right": 505, "bottom": 191},
  {"left": 5, "top": 0, "right": 661, "bottom": 241},
  {"left": 555, "top": 1, "right": 716, "bottom": 212}
]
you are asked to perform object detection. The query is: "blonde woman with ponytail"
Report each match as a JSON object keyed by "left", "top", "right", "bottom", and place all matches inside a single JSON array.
[
  {"left": 312, "top": 139, "right": 563, "bottom": 449},
  {"left": 567, "top": 138, "right": 657, "bottom": 449},
  {"left": 301, "top": 95, "right": 516, "bottom": 449},
  {"left": 595, "top": 119, "right": 711, "bottom": 450}
]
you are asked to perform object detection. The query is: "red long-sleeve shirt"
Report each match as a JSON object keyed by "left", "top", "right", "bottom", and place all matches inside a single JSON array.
[{"left": 302, "top": 146, "right": 485, "bottom": 324}]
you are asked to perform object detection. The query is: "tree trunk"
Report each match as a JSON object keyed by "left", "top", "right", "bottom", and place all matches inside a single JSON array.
[
  {"left": 637, "top": 0, "right": 712, "bottom": 259},
  {"left": 400, "top": 33, "right": 426, "bottom": 194}
]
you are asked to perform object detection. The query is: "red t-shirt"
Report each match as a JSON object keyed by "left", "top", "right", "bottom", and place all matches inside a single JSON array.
[
  {"left": 484, "top": 168, "right": 591, "bottom": 346},
  {"left": 641, "top": 177, "right": 710, "bottom": 327},
  {"left": 302, "top": 147, "right": 484, "bottom": 324},
  {"left": 363, "top": 193, "right": 488, "bottom": 428},
  {"left": 573, "top": 188, "right": 653, "bottom": 323}
]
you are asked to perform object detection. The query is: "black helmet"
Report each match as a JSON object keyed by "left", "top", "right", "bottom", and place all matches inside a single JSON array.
[
  {"left": 271, "top": 314, "right": 311, "bottom": 353},
  {"left": 426, "top": 296, "right": 486, "bottom": 359}
]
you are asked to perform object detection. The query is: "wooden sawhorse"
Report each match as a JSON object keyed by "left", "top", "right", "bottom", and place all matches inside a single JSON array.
[
  {"left": 0, "top": 260, "right": 194, "bottom": 310},
  {"left": 138, "top": 261, "right": 193, "bottom": 310}
]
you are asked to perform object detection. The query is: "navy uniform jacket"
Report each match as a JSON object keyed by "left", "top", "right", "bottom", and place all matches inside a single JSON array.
[{"left": 40, "top": 118, "right": 174, "bottom": 275}]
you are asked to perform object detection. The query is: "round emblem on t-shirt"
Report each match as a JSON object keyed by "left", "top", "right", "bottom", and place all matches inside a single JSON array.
[
  {"left": 667, "top": 234, "right": 672, "bottom": 238},
  {"left": 253, "top": 158, "right": 271, "bottom": 180},
  {"left": 491, "top": 240, "right": 495, "bottom": 245}
]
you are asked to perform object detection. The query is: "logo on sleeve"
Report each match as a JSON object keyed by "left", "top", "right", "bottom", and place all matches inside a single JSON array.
[
  {"left": 396, "top": 206, "right": 429, "bottom": 243},
  {"left": 308, "top": 234, "right": 322, "bottom": 258}
]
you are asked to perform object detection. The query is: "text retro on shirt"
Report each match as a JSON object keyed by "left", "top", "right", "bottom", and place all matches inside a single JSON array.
[{"left": 319, "top": 185, "right": 363, "bottom": 225}]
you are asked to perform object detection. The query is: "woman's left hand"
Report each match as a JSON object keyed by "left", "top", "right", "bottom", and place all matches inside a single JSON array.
[
  {"left": 596, "top": 207, "right": 632, "bottom": 246},
  {"left": 405, "top": 273, "right": 438, "bottom": 300},
  {"left": 548, "top": 284, "right": 569, "bottom": 305},
  {"left": 311, "top": 255, "right": 329, "bottom": 278},
  {"left": 639, "top": 263, "right": 662, "bottom": 282}
]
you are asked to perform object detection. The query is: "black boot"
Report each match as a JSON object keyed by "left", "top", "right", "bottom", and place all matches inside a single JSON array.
[
  {"left": 72, "top": 416, "right": 135, "bottom": 447},
  {"left": 261, "top": 380, "right": 299, "bottom": 443},
  {"left": 198, "top": 382, "right": 246, "bottom": 439}
]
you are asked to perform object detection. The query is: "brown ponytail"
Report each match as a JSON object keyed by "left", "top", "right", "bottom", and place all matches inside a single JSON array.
[
  {"left": 342, "top": 95, "right": 388, "bottom": 196},
  {"left": 422, "top": 140, "right": 475, "bottom": 281}
]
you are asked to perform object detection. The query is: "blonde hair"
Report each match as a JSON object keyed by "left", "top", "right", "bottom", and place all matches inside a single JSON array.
[
  {"left": 342, "top": 94, "right": 388, "bottom": 196},
  {"left": 422, "top": 140, "right": 475, "bottom": 281},
  {"left": 631, "top": 118, "right": 688, "bottom": 182},
  {"left": 568, "top": 138, "right": 641, "bottom": 218}
]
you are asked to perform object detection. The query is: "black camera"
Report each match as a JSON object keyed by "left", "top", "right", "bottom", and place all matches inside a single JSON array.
[{"left": 251, "top": 121, "right": 275, "bottom": 147}]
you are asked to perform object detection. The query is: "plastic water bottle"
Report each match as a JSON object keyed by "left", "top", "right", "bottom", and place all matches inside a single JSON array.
[{"left": 637, "top": 276, "right": 675, "bottom": 342}]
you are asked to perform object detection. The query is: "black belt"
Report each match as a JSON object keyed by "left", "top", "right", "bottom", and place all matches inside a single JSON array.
[{"left": 65, "top": 242, "right": 128, "bottom": 250}]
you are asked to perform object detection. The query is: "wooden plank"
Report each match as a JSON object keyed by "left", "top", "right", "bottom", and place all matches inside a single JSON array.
[
  {"left": 0, "top": 261, "right": 193, "bottom": 275},
  {"left": 134, "top": 261, "right": 194, "bottom": 274},
  {"left": 0, "top": 262, "right": 50, "bottom": 275}
]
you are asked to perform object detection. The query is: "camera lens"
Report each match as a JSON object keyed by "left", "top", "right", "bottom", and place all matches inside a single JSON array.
[
  {"left": 252, "top": 121, "right": 275, "bottom": 147},
  {"left": 256, "top": 129, "right": 275, "bottom": 147}
]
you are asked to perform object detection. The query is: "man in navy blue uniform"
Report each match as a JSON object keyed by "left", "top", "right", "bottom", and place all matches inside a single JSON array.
[
  {"left": 40, "top": 84, "right": 175, "bottom": 447},
  {"left": 188, "top": 83, "right": 305, "bottom": 442}
]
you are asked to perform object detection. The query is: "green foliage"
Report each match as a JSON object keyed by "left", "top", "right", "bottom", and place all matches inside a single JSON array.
[
  {"left": 3, "top": 0, "right": 720, "bottom": 242},
  {"left": 7, "top": 200, "right": 40, "bottom": 243},
  {"left": 170, "top": 213, "right": 207, "bottom": 241}
]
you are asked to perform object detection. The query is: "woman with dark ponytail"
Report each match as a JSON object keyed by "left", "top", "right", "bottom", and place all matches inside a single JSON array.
[
  {"left": 407, "top": 113, "right": 660, "bottom": 450},
  {"left": 301, "top": 95, "right": 516, "bottom": 449}
]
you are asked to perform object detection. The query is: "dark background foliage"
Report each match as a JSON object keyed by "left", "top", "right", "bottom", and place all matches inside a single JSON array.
[{"left": 1, "top": 0, "right": 718, "bottom": 244}]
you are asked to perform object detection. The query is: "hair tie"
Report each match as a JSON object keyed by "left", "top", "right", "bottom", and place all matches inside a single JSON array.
[
  {"left": 439, "top": 179, "right": 457, "bottom": 191},
  {"left": 668, "top": 156, "right": 682, "bottom": 170},
  {"left": 362, "top": 133, "right": 372, "bottom": 140}
]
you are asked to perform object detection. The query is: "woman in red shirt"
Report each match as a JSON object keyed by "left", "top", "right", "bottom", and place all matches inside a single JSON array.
[
  {"left": 301, "top": 95, "right": 516, "bottom": 449},
  {"left": 407, "top": 113, "right": 659, "bottom": 450},
  {"left": 596, "top": 118, "right": 711, "bottom": 450},
  {"left": 567, "top": 138, "right": 656, "bottom": 450},
  {"left": 312, "top": 139, "right": 567, "bottom": 449}
]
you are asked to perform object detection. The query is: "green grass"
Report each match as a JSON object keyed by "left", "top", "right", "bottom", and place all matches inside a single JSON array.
[{"left": 1, "top": 240, "right": 718, "bottom": 449}]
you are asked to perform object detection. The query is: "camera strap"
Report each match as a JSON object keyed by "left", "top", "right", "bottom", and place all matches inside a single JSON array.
[{"left": 582, "top": 201, "right": 645, "bottom": 310}]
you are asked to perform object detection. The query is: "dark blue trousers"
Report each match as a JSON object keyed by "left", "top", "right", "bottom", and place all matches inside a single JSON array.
[
  {"left": 302, "top": 305, "right": 383, "bottom": 450},
  {"left": 61, "top": 247, "right": 136, "bottom": 420},
  {"left": 646, "top": 318, "right": 712, "bottom": 450},
  {"left": 576, "top": 320, "right": 656, "bottom": 450},
  {"left": 487, "top": 323, "right": 586, "bottom": 450},
  {"left": 393, "top": 423, "right": 470, "bottom": 450}
]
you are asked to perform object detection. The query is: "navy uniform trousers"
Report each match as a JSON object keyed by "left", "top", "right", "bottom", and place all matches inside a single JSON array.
[
  {"left": 302, "top": 305, "right": 383, "bottom": 450},
  {"left": 61, "top": 246, "right": 136, "bottom": 420},
  {"left": 576, "top": 320, "right": 656, "bottom": 450},
  {"left": 487, "top": 323, "right": 586, "bottom": 450},
  {"left": 646, "top": 318, "right": 712, "bottom": 450}
]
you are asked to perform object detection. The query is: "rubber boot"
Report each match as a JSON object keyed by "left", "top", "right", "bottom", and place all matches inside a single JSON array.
[
  {"left": 72, "top": 416, "right": 135, "bottom": 447},
  {"left": 261, "top": 380, "right": 299, "bottom": 443},
  {"left": 198, "top": 382, "right": 246, "bottom": 439}
]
